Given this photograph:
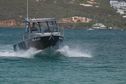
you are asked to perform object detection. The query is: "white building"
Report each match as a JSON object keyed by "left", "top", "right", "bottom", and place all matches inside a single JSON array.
[{"left": 110, "top": 0, "right": 126, "bottom": 15}]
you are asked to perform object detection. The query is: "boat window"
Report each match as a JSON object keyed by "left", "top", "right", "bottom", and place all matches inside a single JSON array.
[
  {"left": 54, "top": 21, "right": 58, "bottom": 32},
  {"left": 30, "top": 22, "right": 39, "bottom": 32},
  {"left": 39, "top": 22, "right": 49, "bottom": 33},
  {"left": 29, "top": 21, "right": 59, "bottom": 33},
  {"left": 47, "top": 21, "right": 58, "bottom": 32}
]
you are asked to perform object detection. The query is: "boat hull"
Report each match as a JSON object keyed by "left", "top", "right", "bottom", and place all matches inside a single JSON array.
[{"left": 13, "top": 36, "right": 63, "bottom": 51}]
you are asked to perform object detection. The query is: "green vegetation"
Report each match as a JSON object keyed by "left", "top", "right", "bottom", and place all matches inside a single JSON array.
[
  {"left": 59, "top": 22, "right": 95, "bottom": 29},
  {"left": 0, "top": 0, "right": 126, "bottom": 28}
]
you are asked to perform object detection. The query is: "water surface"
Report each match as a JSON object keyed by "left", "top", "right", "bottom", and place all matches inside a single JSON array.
[{"left": 0, "top": 28, "right": 126, "bottom": 84}]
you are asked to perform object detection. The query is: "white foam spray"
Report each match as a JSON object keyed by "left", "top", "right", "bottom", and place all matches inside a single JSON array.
[
  {"left": 0, "top": 48, "right": 42, "bottom": 58},
  {"left": 0, "top": 44, "right": 92, "bottom": 58},
  {"left": 57, "top": 45, "right": 92, "bottom": 58}
]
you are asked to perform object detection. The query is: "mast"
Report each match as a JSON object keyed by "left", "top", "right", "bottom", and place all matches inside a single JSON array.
[
  {"left": 27, "top": 0, "right": 29, "bottom": 20},
  {"left": 25, "top": 0, "right": 29, "bottom": 32}
]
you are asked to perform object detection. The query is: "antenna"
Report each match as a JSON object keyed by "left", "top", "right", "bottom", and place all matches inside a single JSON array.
[
  {"left": 25, "top": 0, "right": 29, "bottom": 32},
  {"left": 27, "top": 0, "right": 29, "bottom": 20}
]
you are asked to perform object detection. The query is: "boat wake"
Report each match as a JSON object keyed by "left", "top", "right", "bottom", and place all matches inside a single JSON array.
[
  {"left": 0, "top": 48, "right": 42, "bottom": 58},
  {"left": 57, "top": 45, "right": 92, "bottom": 58},
  {"left": 0, "top": 44, "right": 92, "bottom": 58}
]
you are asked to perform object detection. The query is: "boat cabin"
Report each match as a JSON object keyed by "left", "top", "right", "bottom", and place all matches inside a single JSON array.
[{"left": 25, "top": 18, "right": 59, "bottom": 33}]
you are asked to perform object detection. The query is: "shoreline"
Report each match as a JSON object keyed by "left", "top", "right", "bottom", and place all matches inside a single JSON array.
[{"left": 0, "top": 26, "right": 124, "bottom": 31}]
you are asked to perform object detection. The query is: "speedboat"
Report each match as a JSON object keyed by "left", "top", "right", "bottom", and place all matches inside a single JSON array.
[{"left": 13, "top": 18, "right": 64, "bottom": 51}]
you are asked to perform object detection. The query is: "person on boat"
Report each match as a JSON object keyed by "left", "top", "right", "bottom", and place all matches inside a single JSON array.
[{"left": 30, "top": 22, "right": 38, "bottom": 32}]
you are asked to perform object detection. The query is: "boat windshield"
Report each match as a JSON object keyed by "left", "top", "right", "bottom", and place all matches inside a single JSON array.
[{"left": 28, "top": 21, "right": 58, "bottom": 33}]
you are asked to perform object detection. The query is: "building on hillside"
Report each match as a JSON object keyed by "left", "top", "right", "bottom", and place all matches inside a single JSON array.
[
  {"left": 59, "top": 16, "right": 93, "bottom": 23},
  {"left": 0, "top": 19, "right": 17, "bottom": 27},
  {"left": 110, "top": 0, "right": 126, "bottom": 15}
]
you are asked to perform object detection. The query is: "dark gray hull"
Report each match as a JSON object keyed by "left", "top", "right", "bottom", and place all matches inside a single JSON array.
[{"left": 13, "top": 36, "right": 63, "bottom": 51}]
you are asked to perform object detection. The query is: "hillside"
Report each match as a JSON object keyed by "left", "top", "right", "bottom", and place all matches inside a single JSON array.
[{"left": 0, "top": 0, "right": 125, "bottom": 28}]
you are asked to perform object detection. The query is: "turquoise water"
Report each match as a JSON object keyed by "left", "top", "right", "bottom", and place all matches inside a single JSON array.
[{"left": 0, "top": 28, "right": 126, "bottom": 84}]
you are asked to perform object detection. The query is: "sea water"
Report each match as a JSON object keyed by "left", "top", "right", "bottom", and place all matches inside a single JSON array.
[{"left": 0, "top": 28, "right": 126, "bottom": 84}]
